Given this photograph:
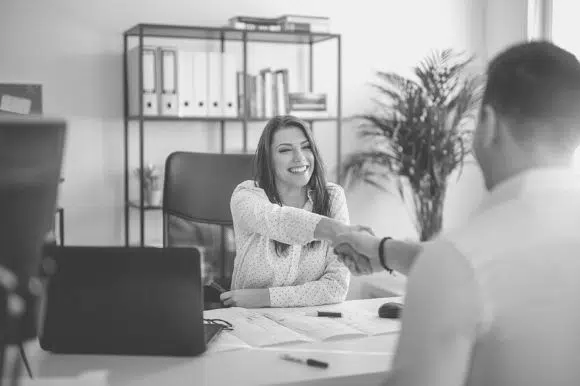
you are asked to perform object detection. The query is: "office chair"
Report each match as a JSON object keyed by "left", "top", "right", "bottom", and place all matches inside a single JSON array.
[{"left": 162, "top": 151, "right": 254, "bottom": 309}]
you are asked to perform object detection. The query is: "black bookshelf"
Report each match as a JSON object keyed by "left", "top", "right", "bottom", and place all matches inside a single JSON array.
[
  {"left": 128, "top": 201, "right": 162, "bottom": 210},
  {"left": 127, "top": 115, "right": 339, "bottom": 122},
  {"left": 125, "top": 23, "right": 339, "bottom": 44},
  {"left": 123, "top": 23, "right": 342, "bottom": 247}
]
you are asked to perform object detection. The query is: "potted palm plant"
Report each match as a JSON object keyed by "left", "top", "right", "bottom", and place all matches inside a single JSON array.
[
  {"left": 134, "top": 164, "right": 163, "bottom": 206},
  {"left": 342, "top": 50, "right": 482, "bottom": 241}
]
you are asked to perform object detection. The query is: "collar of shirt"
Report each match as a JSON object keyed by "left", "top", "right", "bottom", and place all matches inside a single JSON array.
[
  {"left": 475, "top": 166, "right": 580, "bottom": 216},
  {"left": 304, "top": 188, "right": 315, "bottom": 210}
]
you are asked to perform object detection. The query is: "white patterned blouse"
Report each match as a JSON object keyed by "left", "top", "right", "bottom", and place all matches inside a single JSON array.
[{"left": 230, "top": 180, "right": 351, "bottom": 307}]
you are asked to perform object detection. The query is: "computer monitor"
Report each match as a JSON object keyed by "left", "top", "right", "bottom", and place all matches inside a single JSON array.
[{"left": 0, "top": 115, "right": 66, "bottom": 343}]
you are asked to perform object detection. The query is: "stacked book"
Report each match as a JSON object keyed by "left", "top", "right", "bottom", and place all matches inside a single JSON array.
[
  {"left": 236, "top": 68, "right": 328, "bottom": 119},
  {"left": 228, "top": 16, "right": 282, "bottom": 32},
  {"left": 277, "top": 15, "right": 330, "bottom": 33},
  {"left": 287, "top": 92, "right": 327, "bottom": 117},
  {"left": 237, "top": 68, "right": 289, "bottom": 118},
  {"left": 228, "top": 15, "right": 330, "bottom": 33}
]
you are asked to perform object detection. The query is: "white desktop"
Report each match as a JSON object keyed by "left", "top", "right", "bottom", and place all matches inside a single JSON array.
[{"left": 24, "top": 297, "right": 402, "bottom": 386}]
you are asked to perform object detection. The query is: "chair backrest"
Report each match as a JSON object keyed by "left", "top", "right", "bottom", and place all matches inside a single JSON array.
[
  {"left": 162, "top": 151, "right": 254, "bottom": 283},
  {"left": 0, "top": 116, "right": 66, "bottom": 343}
]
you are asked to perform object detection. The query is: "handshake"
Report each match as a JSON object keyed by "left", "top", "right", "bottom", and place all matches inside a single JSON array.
[{"left": 331, "top": 224, "right": 387, "bottom": 276}]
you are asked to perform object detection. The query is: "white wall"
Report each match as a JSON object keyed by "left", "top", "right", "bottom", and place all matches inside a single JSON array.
[
  {"left": 1, "top": 0, "right": 536, "bottom": 298},
  {"left": 486, "top": 0, "right": 528, "bottom": 59}
]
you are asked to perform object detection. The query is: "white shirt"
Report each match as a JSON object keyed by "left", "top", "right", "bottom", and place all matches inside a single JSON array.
[
  {"left": 230, "top": 180, "right": 350, "bottom": 307},
  {"left": 387, "top": 167, "right": 580, "bottom": 386}
]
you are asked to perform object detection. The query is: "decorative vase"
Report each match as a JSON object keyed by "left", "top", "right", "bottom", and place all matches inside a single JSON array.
[
  {"left": 150, "top": 188, "right": 162, "bottom": 207},
  {"left": 142, "top": 186, "right": 162, "bottom": 207}
]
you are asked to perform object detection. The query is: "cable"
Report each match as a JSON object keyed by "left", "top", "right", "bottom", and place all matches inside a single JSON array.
[{"left": 18, "top": 343, "right": 32, "bottom": 379}]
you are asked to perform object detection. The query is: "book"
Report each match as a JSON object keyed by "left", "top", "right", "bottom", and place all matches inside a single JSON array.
[
  {"left": 277, "top": 15, "right": 330, "bottom": 33},
  {"left": 204, "top": 305, "right": 400, "bottom": 348},
  {"left": 228, "top": 16, "right": 282, "bottom": 32},
  {"left": 288, "top": 92, "right": 327, "bottom": 111}
]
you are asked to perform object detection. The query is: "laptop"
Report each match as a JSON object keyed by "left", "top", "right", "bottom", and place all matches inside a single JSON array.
[{"left": 39, "top": 246, "right": 223, "bottom": 356}]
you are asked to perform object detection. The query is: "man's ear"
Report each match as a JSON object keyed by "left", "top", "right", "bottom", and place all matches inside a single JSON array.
[{"left": 479, "top": 104, "right": 500, "bottom": 148}]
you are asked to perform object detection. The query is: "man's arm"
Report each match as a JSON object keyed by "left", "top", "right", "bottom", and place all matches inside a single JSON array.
[
  {"left": 382, "top": 239, "right": 423, "bottom": 276},
  {"left": 333, "top": 232, "right": 422, "bottom": 276},
  {"left": 384, "top": 239, "right": 485, "bottom": 386}
]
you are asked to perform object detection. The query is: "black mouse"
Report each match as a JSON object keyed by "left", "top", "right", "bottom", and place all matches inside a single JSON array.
[{"left": 378, "top": 302, "right": 403, "bottom": 319}]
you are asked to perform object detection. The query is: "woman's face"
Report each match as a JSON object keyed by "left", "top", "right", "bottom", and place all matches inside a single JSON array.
[{"left": 270, "top": 126, "right": 315, "bottom": 191}]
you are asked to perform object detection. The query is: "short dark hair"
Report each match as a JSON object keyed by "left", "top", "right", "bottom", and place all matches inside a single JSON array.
[
  {"left": 483, "top": 41, "right": 580, "bottom": 149},
  {"left": 254, "top": 115, "right": 331, "bottom": 255}
]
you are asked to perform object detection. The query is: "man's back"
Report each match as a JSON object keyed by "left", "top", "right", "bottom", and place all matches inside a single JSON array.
[{"left": 448, "top": 168, "right": 580, "bottom": 386}]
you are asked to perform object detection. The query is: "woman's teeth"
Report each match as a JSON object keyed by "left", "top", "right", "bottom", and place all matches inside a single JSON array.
[{"left": 289, "top": 166, "right": 308, "bottom": 174}]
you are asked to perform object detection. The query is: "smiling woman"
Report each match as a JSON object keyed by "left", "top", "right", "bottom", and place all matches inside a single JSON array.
[{"left": 223, "top": 115, "right": 367, "bottom": 308}]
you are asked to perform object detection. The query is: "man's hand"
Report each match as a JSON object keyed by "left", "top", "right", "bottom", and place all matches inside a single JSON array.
[
  {"left": 333, "top": 231, "right": 383, "bottom": 275},
  {"left": 220, "top": 288, "right": 270, "bottom": 308},
  {"left": 334, "top": 243, "right": 375, "bottom": 275}
]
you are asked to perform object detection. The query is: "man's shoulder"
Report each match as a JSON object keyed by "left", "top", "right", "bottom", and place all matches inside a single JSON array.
[{"left": 443, "top": 199, "right": 530, "bottom": 269}]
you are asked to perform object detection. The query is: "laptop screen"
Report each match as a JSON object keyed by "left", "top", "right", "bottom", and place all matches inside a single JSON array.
[{"left": 40, "top": 246, "right": 209, "bottom": 356}]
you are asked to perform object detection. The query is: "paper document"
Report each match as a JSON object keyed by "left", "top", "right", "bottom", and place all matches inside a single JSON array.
[
  {"left": 263, "top": 313, "right": 365, "bottom": 341},
  {"left": 204, "top": 302, "right": 401, "bottom": 349},
  {"left": 205, "top": 307, "right": 312, "bottom": 347},
  {"left": 340, "top": 312, "right": 400, "bottom": 335},
  {"left": 205, "top": 330, "right": 252, "bottom": 354}
]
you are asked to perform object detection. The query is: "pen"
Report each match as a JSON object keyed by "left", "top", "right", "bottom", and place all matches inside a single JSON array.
[
  {"left": 209, "top": 281, "right": 227, "bottom": 294},
  {"left": 317, "top": 311, "right": 342, "bottom": 318},
  {"left": 280, "top": 354, "right": 329, "bottom": 369}
]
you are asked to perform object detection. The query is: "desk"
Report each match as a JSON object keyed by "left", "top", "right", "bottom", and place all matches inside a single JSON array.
[{"left": 26, "top": 297, "right": 401, "bottom": 386}]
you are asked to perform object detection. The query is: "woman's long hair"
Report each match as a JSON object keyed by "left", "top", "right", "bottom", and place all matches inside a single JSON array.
[{"left": 254, "top": 115, "right": 331, "bottom": 255}]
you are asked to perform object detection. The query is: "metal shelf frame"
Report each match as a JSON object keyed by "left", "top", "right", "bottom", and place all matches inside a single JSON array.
[{"left": 123, "top": 23, "right": 342, "bottom": 247}]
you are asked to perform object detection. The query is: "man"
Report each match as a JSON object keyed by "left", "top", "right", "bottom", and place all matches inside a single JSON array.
[{"left": 334, "top": 41, "right": 580, "bottom": 386}]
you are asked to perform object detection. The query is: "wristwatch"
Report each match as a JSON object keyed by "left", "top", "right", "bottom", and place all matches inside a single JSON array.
[{"left": 378, "top": 237, "right": 393, "bottom": 274}]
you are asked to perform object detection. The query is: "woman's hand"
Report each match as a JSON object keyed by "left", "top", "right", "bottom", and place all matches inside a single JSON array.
[
  {"left": 314, "top": 217, "right": 375, "bottom": 244},
  {"left": 346, "top": 224, "right": 375, "bottom": 236},
  {"left": 220, "top": 288, "right": 271, "bottom": 308}
]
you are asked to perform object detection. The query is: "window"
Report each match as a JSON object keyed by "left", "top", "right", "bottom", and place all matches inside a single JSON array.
[{"left": 550, "top": 0, "right": 580, "bottom": 171}]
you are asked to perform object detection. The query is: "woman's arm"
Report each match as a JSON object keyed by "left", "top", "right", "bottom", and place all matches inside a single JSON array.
[
  {"left": 231, "top": 183, "right": 353, "bottom": 245},
  {"left": 268, "top": 185, "right": 351, "bottom": 307},
  {"left": 268, "top": 259, "right": 349, "bottom": 307}
]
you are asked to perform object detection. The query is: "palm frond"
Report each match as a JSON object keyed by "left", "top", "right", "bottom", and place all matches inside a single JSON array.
[{"left": 344, "top": 49, "right": 482, "bottom": 240}]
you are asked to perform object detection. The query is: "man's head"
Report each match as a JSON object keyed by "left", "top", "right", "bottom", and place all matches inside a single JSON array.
[{"left": 474, "top": 41, "right": 580, "bottom": 190}]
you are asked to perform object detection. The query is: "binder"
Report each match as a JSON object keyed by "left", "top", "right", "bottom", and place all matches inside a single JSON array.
[
  {"left": 159, "top": 47, "right": 178, "bottom": 116},
  {"left": 221, "top": 53, "right": 238, "bottom": 117},
  {"left": 192, "top": 52, "right": 208, "bottom": 116},
  {"left": 260, "top": 68, "right": 273, "bottom": 118},
  {"left": 177, "top": 50, "right": 195, "bottom": 117},
  {"left": 236, "top": 71, "right": 245, "bottom": 116},
  {"left": 249, "top": 75, "right": 257, "bottom": 117},
  {"left": 128, "top": 46, "right": 159, "bottom": 116},
  {"left": 207, "top": 52, "right": 222, "bottom": 116},
  {"left": 255, "top": 73, "right": 263, "bottom": 117},
  {"left": 275, "top": 69, "right": 289, "bottom": 115}
]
